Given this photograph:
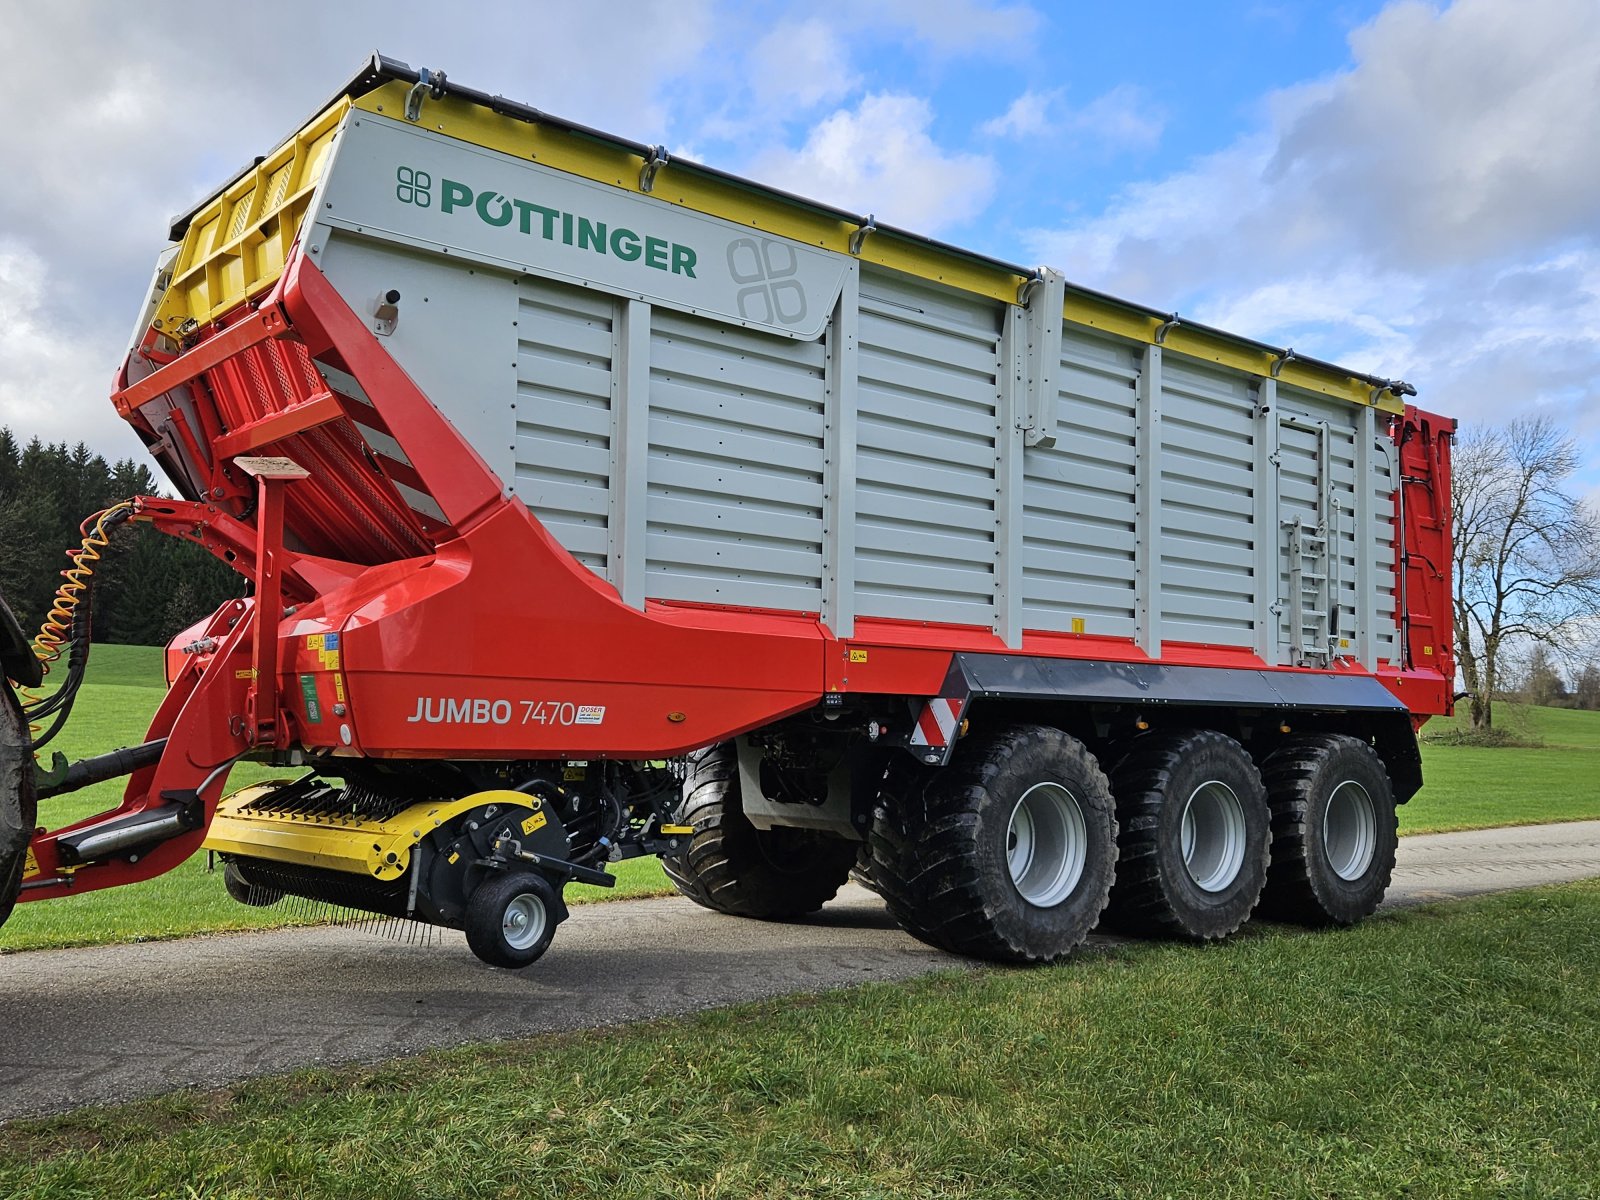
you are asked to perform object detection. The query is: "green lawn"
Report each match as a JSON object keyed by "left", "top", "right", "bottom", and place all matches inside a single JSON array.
[
  {"left": 6, "top": 881, "right": 1598, "bottom": 1199},
  {"left": 1406, "top": 703, "right": 1600, "bottom": 834},
  {"left": 4, "top": 648, "right": 1598, "bottom": 951}
]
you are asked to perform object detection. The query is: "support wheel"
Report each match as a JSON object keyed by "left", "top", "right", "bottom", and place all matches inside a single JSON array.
[
  {"left": 1259, "top": 734, "right": 1398, "bottom": 925},
  {"left": 864, "top": 724, "right": 1118, "bottom": 963},
  {"left": 222, "top": 860, "right": 284, "bottom": 907},
  {"left": 663, "top": 743, "right": 859, "bottom": 919},
  {"left": 1105, "top": 729, "right": 1271, "bottom": 941},
  {"left": 465, "top": 871, "right": 559, "bottom": 968}
]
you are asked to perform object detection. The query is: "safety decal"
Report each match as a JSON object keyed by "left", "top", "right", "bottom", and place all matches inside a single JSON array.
[
  {"left": 521, "top": 811, "right": 548, "bottom": 835},
  {"left": 299, "top": 674, "right": 323, "bottom": 723},
  {"left": 22, "top": 846, "right": 37, "bottom": 879}
]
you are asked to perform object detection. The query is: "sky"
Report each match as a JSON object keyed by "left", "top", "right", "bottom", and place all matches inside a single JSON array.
[{"left": 1, "top": 0, "right": 1597, "bottom": 507}]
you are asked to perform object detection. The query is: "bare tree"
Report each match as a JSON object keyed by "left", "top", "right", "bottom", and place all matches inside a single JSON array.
[
  {"left": 1575, "top": 662, "right": 1600, "bottom": 711},
  {"left": 1451, "top": 417, "right": 1600, "bottom": 730},
  {"left": 1520, "top": 644, "right": 1567, "bottom": 707}
]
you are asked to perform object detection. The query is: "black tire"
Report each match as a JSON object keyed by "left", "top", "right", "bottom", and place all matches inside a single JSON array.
[
  {"left": 465, "top": 871, "right": 559, "bottom": 969},
  {"left": 1105, "top": 728, "right": 1271, "bottom": 941},
  {"left": 222, "top": 860, "right": 284, "bottom": 907},
  {"left": 663, "top": 743, "right": 859, "bottom": 919},
  {"left": 864, "top": 725, "right": 1118, "bottom": 964},
  {"left": 1258, "top": 734, "right": 1398, "bottom": 926},
  {"left": 0, "top": 677, "right": 36, "bottom": 929}
]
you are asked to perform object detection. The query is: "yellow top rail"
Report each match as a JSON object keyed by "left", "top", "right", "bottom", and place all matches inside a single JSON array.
[{"left": 153, "top": 100, "right": 349, "bottom": 334}]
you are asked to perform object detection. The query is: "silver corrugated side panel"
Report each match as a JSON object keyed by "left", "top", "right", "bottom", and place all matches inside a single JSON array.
[{"left": 306, "top": 108, "right": 1399, "bottom": 668}]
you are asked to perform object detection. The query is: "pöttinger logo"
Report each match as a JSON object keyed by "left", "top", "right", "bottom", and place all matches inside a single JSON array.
[
  {"left": 728, "top": 236, "right": 806, "bottom": 325},
  {"left": 396, "top": 166, "right": 432, "bottom": 208}
]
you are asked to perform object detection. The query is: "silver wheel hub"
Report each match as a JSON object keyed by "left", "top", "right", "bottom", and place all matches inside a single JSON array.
[
  {"left": 501, "top": 892, "right": 548, "bottom": 950},
  {"left": 1180, "top": 781, "right": 1247, "bottom": 893},
  {"left": 1324, "top": 780, "right": 1377, "bottom": 881},
  {"left": 1005, "top": 782, "right": 1088, "bottom": 908}
]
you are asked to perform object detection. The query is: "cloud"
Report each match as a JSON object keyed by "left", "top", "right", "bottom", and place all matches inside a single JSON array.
[
  {"left": 862, "top": 0, "right": 1042, "bottom": 53},
  {"left": 751, "top": 94, "right": 997, "bottom": 233},
  {"left": 0, "top": 241, "right": 116, "bottom": 451},
  {"left": 982, "top": 85, "right": 1165, "bottom": 150},
  {"left": 745, "top": 19, "right": 858, "bottom": 112},
  {"left": 1026, "top": 0, "right": 1600, "bottom": 439},
  {"left": 981, "top": 90, "right": 1058, "bottom": 139},
  {"left": 1268, "top": 0, "right": 1600, "bottom": 269}
]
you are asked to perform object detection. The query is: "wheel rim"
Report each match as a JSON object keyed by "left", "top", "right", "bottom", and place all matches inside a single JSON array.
[
  {"left": 501, "top": 892, "right": 548, "bottom": 950},
  {"left": 1180, "top": 781, "right": 1247, "bottom": 893},
  {"left": 1324, "top": 780, "right": 1377, "bottom": 881},
  {"left": 1005, "top": 782, "right": 1088, "bottom": 908}
]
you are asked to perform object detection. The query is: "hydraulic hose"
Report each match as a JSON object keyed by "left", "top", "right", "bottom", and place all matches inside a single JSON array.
[{"left": 18, "top": 501, "right": 136, "bottom": 750}]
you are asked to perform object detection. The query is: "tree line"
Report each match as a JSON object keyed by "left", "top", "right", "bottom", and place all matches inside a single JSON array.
[{"left": 0, "top": 428, "right": 241, "bottom": 648}]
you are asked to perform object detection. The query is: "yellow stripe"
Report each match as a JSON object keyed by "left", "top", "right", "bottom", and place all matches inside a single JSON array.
[{"left": 1062, "top": 294, "right": 1405, "bottom": 414}]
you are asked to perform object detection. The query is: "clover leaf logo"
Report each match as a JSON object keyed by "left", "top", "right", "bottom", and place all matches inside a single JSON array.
[{"left": 395, "top": 166, "right": 432, "bottom": 208}]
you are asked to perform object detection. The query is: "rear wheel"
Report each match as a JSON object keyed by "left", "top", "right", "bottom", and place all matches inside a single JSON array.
[
  {"left": 1259, "top": 734, "right": 1397, "bottom": 925},
  {"left": 663, "top": 743, "right": 858, "bottom": 919},
  {"left": 465, "top": 871, "right": 559, "bottom": 968},
  {"left": 1105, "top": 729, "right": 1271, "bottom": 941},
  {"left": 865, "top": 725, "right": 1118, "bottom": 963}
]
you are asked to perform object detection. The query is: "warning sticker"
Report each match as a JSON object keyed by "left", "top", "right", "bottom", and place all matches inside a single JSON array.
[
  {"left": 521, "top": 811, "right": 549, "bottom": 835},
  {"left": 575, "top": 705, "right": 606, "bottom": 725},
  {"left": 22, "top": 846, "right": 37, "bottom": 879},
  {"left": 848, "top": 649, "right": 868, "bottom": 663}
]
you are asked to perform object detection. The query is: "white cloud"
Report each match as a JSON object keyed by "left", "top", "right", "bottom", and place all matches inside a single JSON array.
[
  {"left": 1026, "top": 0, "right": 1600, "bottom": 442},
  {"left": 752, "top": 94, "right": 997, "bottom": 233},
  {"left": 981, "top": 89, "right": 1058, "bottom": 138},
  {"left": 0, "top": 241, "right": 116, "bottom": 452},
  {"left": 745, "top": 19, "right": 858, "bottom": 111},
  {"left": 863, "top": 0, "right": 1041, "bottom": 53},
  {"left": 981, "top": 85, "right": 1165, "bottom": 151}
]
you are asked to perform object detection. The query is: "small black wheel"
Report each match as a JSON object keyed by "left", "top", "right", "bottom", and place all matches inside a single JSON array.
[
  {"left": 1104, "top": 728, "right": 1271, "bottom": 941},
  {"left": 465, "top": 871, "right": 559, "bottom": 968},
  {"left": 222, "top": 860, "right": 284, "bottom": 907},
  {"left": 864, "top": 724, "right": 1119, "bottom": 964},
  {"left": 663, "top": 742, "right": 859, "bottom": 919},
  {"left": 1259, "top": 734, "right": 1398, "bottom": 926}
]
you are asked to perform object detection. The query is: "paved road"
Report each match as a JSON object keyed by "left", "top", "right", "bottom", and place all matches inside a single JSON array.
[{"left": 3, "top": 819, "right": 1599, "bottom": 1122}]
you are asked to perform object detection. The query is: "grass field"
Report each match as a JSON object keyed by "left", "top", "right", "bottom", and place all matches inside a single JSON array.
[
  {"left": 1404, "top": 703, "right": 1600, "bottom": 833},
  {"left": 3, "top": 646, "right": 1597, "bottom": 952},
  {"left": 4, "top": 881, "right": 1597, "bottom": 1198}
]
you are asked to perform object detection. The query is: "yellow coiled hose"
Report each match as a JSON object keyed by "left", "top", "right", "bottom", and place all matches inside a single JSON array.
[{"left": 18, "top": 501, "right": 137, "bottom": 738}]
